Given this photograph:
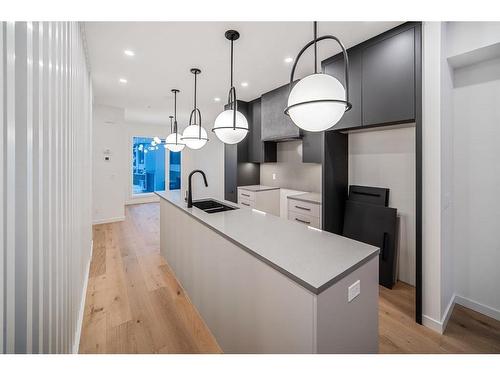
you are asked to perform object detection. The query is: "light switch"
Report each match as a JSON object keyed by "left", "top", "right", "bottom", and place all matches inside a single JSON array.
[{"left": 348, "top": 280, "right": 360, "bottom": 302}]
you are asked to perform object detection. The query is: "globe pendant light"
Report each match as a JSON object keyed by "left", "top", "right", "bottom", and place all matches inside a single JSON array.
[
  {"left": 164, "top": 89, "right": 185, "bottom": 152},
  {"left": 212, "top": 30, "right": 248, "bottom": 144},
  {"left": 181, "top": 68, "right": 208, "bottom": 150},
  {"left": 284, "top": 22, "right": 352, "bottom": 132}
]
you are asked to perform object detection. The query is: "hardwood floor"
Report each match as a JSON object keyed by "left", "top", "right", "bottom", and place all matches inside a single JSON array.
[
  {"left": 79, "top": 202, "right": 500, "bottom": 354},
  {"left": 79, "top": 203, "right": 221, "bottom": 353},
  {"left": 379, "top": 282, "right": 500, "bottom": 353}
]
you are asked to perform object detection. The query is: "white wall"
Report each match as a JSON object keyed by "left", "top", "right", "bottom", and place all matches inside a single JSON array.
[
  {"left": 421, "top": 21, "right": 444, "bottom": 330},
  {"left": 440, "top": 22, "right": 456, "bottom": 327},
  {"left": 1, "top": 22, "right": 93, "bottom": 353},
  {"left": 451, "top": 54, "right": 500, "bottom": 320},
  {"left": 92, "top": 104, "right": 174, "bottom": 223},
  {"left": 446, "top": 22, "right": 500, "bottom": 59},
  {"left": 180, "top": 131, "right": 224, "bottom": 201},
  {"left": 421, "top": 21, "right": 500, "bottom": 332},
  {"left": 348, "top": 126, "right": 416, "bottom": 285}
]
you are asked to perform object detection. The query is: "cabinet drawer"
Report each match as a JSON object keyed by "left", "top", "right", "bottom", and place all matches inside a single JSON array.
[
  {"left": 239, "top": 198, "right": 255, "bottom": 209},
  {"left": 238, "top": 189, "right": 255, "bottom": 202},
  {"left": 288, "top": 211, "right": 320, "bottom": 229},
  {"left": 288, "top": 199, "right": 320, "bottom": 218}
]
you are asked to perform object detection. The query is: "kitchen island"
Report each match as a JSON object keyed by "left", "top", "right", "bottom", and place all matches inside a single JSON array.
[{"left": 157, "top": 190, "right": 379, "bottom": 353}]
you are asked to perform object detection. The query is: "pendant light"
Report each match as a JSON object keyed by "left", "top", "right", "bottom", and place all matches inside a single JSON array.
[
  {"left": 212, "top": 30, "right": 248, "bottom": 144},
  {"left": 164, "top": 89, "right": 185, "bottom": 152},
  {"left": 181, "top": 68, "right": 208, "bottom": 150},
  {"left": 284, "top": 22, "right": 352, "bottom": 132}
]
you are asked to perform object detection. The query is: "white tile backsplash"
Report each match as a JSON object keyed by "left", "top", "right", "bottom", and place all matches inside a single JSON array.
[{"left": 260, "top": 140, "right": 322, "bottom": 193}]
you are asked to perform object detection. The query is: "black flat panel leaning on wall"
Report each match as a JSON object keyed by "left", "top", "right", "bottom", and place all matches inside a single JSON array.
[{"left": 322, "top": 130, "right": 348, "bottom": 234}]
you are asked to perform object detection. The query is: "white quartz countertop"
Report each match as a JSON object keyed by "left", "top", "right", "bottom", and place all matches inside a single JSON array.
[
  {"left": 287, "top": 192, "right": 322, "bottom": 205},
  {"left": 237, "top": 185, "right": 280, "bottom": 192},
  {"left": 156, "top": 190, "right": 378, "bottom": 294}
]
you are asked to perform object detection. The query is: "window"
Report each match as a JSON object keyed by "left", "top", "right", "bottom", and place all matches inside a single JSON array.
[
  {"left": 132, "top": 137, "right": 165, "bottom": 194},
  {"left": 169, "top": 151, "right": 181, "bottom": 190}
]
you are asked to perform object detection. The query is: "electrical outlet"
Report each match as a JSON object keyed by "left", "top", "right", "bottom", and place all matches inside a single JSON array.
[
  {"left": 348, "top": 280, "right": 360, "bottom": 302},
  {"left": 272, "top": 173, "right": 276, "bottom": 180}
]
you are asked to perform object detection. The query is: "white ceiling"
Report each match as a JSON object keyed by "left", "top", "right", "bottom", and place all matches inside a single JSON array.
[{"left": 85, "top": 21, "right": 403, "bottom": 127}]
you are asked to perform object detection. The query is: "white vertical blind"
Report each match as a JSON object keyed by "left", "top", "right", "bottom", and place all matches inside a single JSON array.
[{"left": 1, "top": 21, "right": 93, "bottom": 354}]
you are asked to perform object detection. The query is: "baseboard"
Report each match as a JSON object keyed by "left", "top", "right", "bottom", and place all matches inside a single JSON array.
[
  {"left": 441, "top": 293, "right": 457, "bottom": 333},
  {"left": 423, "top": 294, "right": 500, "bottom": 335},
  {"left": 125, "top": 195, "right": 160, "bottom": 205},
  {"left": 422, "top": 314, "right": 444, "bottom": 333},
  {"left": 72, "top": 240, "right": 93, "bottom": 354},
  {"left": 455, "top": 295, "right": 500, "bottom": 321},
  {"left": 92, "top": 216, "right": 125, "bottom": 225}
]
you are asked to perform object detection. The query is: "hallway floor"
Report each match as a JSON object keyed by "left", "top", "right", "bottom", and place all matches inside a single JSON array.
[{"left": 79, "top": 203, "right": 500, "bottom": 354}]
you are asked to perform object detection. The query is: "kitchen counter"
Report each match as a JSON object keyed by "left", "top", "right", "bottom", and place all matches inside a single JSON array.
[
  {"left": 237, "top": 184, "right": 280, "bottom": 192},
  {"left": 157, "top": 189, "right": 379, "bottom": 353},
  {"left": 156, "top": 190, "right": 377, "bottom": 294},
  {"left": 288, "top": 192, "right": 321, "bottom": 205}
]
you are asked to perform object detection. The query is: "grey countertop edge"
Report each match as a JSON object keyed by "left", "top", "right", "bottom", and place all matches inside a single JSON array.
[
  {"left": 287, "top": 194, "right": 322, "bottom": 205},
  {"left": 156, "top": 192, "right": 379, "bottom": 295}
]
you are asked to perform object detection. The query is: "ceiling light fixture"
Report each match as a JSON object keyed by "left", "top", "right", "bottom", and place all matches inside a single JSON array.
[
  {"left": 212, "top": 30, "right": 249, "bottom": 145},
  {"left": 284, "top": 57, "right": 293, "bottom": 63},
  {"left": 164, "top": 90, "right": 185, "bottom": 152},
  {"left": 214, "top": 97, "right": 221, "bottom": 102},
  {"left": 181, "top": 68, "right": 209, "bottom": 150},
  {"left": 119, "top": 78, "right": 127, "bottom": 84},
  {"left": 124, "top": 49, "right": 135, "bottom": 57},
  {"left": 284, "top": 21, "right": 351, "bottom": 132},
  {"left": 241, "top": 82, "right": 248, "bottom": 87}
]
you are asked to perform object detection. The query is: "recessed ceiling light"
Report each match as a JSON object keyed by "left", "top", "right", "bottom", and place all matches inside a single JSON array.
[
  {"left": 119, "top": 78, "right": 127, "bottom": 84},
  {"left": 124, "top": 49, "right": 135, "bottom": 57},
  {"left": 284, "top": 57, "right": 293, "bottom": 63},
  {"left": 214, "top": 97, "right": 221, "bottom": 102},
  {"left": 241, "top": 82, "right": 248, "bottom": 87}
]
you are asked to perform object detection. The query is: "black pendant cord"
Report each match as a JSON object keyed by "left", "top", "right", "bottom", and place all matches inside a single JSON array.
[
  {"left": 194, "top": 71, "right": 200, "bottom": 138},
  {"left": 186, "top": 68, "right": 205, "bottom": 141},
  {"left": 229, "top": 37, "right": 237, "bottom": 130},
  {"left": 173, "top": 90, "right": 179, "bottom": 143},
  {"left": 313, "top": 21, "right": 318, "bottom": 74},
  {"left": 284, "top": 21, "right": 352, "bottom": 114},
  {"left": 169, "top": 116, "right": 173, "bottom": 134}
]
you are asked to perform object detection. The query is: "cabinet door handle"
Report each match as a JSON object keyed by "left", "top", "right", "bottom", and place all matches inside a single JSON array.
[
  {"left": 242, "top": 193, "right": 250, "bottom": 197},
  {"left": 295, "top": 205, "right": 311, "bottom": 211},
  {"left": 241, "top": 202, "right": 250, "bottom": 206},
  {"left": 295, "top": 218, "right": 311, "bottom": 224}
]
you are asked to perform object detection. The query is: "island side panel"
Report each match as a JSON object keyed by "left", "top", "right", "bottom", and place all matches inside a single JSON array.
[
  {"left": 160, "top": 200, "right": 316, "bottom": 353},
  {"left": 316, "top": 255, "right": 379, "bottom": 353}
]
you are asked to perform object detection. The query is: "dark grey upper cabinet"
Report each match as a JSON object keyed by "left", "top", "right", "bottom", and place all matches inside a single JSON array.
[
  {"left": 261, "top": 83, "right": 301, "bottom": 141},
  {"left": 302, "top": 131, "right": 323, "bottom": 163},
  {"left": 248, "top": 99, "right": 277, "bottom": 163},
  {"left": 224, "top": 100, "right": 250, "bottom": 163},
  {"left": 362, "top": 27, "right": 415, "bottom": 126},
  {"left": 322, "top": 48, "right": 363, "bottom": 131}
]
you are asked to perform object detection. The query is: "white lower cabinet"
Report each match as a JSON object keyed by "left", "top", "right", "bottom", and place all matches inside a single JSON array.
[
  {"left": 237, "top": 188, "right": 280, "bottom": 216},
  {"left": 287, "top": 197, "right": 322, "bottom": 229}
]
